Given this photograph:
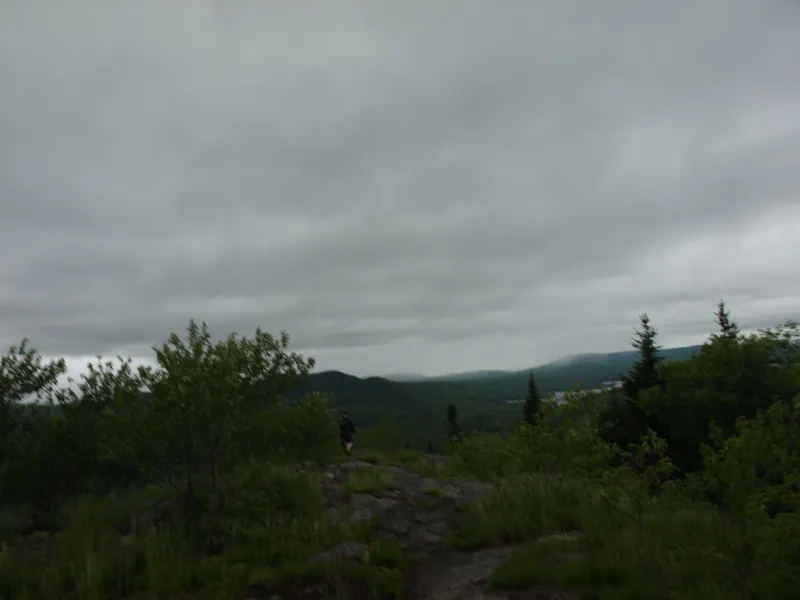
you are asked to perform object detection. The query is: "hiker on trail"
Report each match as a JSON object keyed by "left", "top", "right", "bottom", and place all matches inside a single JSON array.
[{"left": 339, "top": 411, "right": 356, "bottom": 457}]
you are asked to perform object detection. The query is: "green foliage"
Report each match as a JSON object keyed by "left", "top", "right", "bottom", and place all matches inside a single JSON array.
[
  {"left": 0, "top": 462, "right": 333, "bottom": 600},
  {"left": 2, "top": 305, "right": 800, "bottom": 599},
  {"left": 451, "top": 389, "right": 610, "bottom": 482},
  {"left": 0, "top": 341, "right": 67, "bottom": 517},
  {"left": 447, "top": 309, "right": 800, "bottom": 598},
  {"left": 0, "top": 319, "right": 341, "bottom": 598},
  {"left": 249, "top": 392, "right": 340, "bottom": 464},
  {"left": 284, "top": 345, "right": 703, "bottom": 448},
  {"left": 620, "top": 312, "right": 664, "bottom": 401},
  {"left": 356, "top": 418, "right": 408, "bottom": 455},
  {"left": 137, "top": 320, "right": 315, "bottom": 521},
  {"left": 0, "top": 338, "right": 66, "bottom": 407},
  {"left": 597, "top": 429, "right": 677, "bottom": 564},
  {"left": 447, "top": 404, "right": 463, "bottom": 450},
  {"left": 630, "top": 321, "right": 800, "bottom": 475},
  {"left": 451, "top": 476, "right": 586, "bottom": 550},
  {"left": 696, "top": 399, "right": 800, "bottom": 596},
  {"left": 713, "top": 299, "right": 740, "bottom": 340},
  {"left": 446, "top": 403, "right": 461, "bottom": 447}
]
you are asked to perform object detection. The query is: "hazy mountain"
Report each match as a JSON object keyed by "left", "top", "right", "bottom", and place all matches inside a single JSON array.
[
  {"left": 396, "top": 344, "right": 704, "bottom": 384},
  {"left": 286, "top": 344, "right": 705, "bottom": 437},
  {"left": 530, "top": 344, "right": 703, "bottom": 374},
  {"left": 422, "top": 369, "right": 513, "bottom": 382},
  {"left": 380, "top": 373, "right": 429, "bottom": 382}
]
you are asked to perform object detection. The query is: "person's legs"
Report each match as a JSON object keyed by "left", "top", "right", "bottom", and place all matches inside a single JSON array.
[{"left": 341, "top": 436, "right": 352, "bottom": 457}]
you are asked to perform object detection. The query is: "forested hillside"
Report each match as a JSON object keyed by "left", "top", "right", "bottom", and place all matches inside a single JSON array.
[
  {"left": 1, "top": 301, "right": 799, "bottom": 598},
  {"left": 285, "top": 343, "right": 704, "bottom": 446}
]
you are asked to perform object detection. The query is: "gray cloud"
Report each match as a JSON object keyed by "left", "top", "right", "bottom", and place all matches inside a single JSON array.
[{"left": 1, "top": 0, "right": 799, "bottom": 377}]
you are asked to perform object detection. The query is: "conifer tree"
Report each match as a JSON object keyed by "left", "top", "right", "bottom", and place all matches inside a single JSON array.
[
  {"left": 447, "top": 403, "right": 461, "bottom": 443},
  {"left": 714, "top": 299, "right": 740, "bottom": 340},
  {"left": 523, "top": 370, "right": 542, "bottom": 424},
  {"left": 620, "top": 313, "right": 664, "bottom": 400}
]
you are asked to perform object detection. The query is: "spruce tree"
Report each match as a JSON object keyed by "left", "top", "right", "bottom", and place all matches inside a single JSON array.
[
  {"left": 523, "top": 370, "right": 542, "bottom": 424},
  {"left": 714, "top": 299, "right": 740, "bottom": 340},
  {"left": 620, "top": 313, "right": 664, "bottom": 400},
  {"left": 447, "top": 403, "right": 461, "bottom": 443}
]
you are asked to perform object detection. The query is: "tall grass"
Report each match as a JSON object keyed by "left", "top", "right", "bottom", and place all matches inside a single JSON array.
[
  {"left": 0, "top": 461, "right": 340, "bottom": 600},
  {"left": 449, "top": 454, "right": 798, "bottom": 599}
]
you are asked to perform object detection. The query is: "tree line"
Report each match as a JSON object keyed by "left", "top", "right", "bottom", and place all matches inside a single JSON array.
[
  {"left": 1, "top": 301, "right": 799, "bottom": 598},
  {"left": 458, "top": 299, "right": 798, "bottom": 481},
  {"left": 444, "top": 300, "right": 800, "bottom": 597}
]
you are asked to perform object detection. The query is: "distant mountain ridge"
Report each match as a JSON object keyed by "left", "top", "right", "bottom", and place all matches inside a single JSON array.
[
  {"left": 380, "top": 344, "right": 703, "bottom": 384},
  {"left": 531, "top": 343, "right": 703, "bottom": 372},
  {"left": 288, "top": 344, "right": 705, "bottom": 443},
  {"left": 378, "top": 373, "right": 428, "bottom": 382},
  {"left": 412, "top": 369, "right": 513, "bottom": 382}
]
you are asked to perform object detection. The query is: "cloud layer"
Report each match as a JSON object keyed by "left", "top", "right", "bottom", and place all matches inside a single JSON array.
[{"left": 2, "top": 0, "right": 799, "bottom": 376}]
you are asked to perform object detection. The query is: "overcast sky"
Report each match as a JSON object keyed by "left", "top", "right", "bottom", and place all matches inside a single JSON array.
[{"left": 1, "top": 0, "right": 799, "bottom": 379}]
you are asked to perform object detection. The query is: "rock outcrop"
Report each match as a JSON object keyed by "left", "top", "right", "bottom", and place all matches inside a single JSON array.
[
  {"left": 246, "top": 459, "right": 578, "bottom": 600},
  {"left": 321, "top": 460, "right": 492, "bottom": 555}
]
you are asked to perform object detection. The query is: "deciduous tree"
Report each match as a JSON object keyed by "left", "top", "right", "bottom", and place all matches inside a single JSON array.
[
  {"left": 0, "top": 338, "right": 65, "bottom": 437},
  {"left": 138, "top": 320, "right": 315, "bottom": 526}
]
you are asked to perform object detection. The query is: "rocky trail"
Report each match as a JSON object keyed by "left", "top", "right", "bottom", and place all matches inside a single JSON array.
[{"left": 246, "top": 459, "right": 579, "bottom": 600}]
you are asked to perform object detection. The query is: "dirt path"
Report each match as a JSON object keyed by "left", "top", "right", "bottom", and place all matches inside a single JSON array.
[{"left": 246, "top": 459, "right": 577, "bottom": 600}]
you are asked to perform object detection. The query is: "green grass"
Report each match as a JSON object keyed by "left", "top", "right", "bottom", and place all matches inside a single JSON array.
[
  {"left": 350, "top": 448, "right": 452, "bottom": 478},
  {"left": 0, "top": 456, "right": 420, "bottom": 600},
  {"left": 340, "top": 468, "right": 396, "bottom": 499},
  {"left": 354, "top": 449, "right": 385, "bottom": 464},
  {"left": 491, "top": 548, "right": 661, "bottom": 600},
  {"left": 448, "top": 475, "right": 583, "bottom": 550},
  {"left": 389, "top": 450, "right": 450, "bottom": 476},
  {"left": 440, "top": 465, "right": 777, "bottom": 600},
  {"left": 0, "top": 450, "right": 454, "bottom": 599},
  {"left": 0, "top": 467, "right": 789, "bottom": 600},
  {"left": 248, "top": 540, "right": 407, "bottom": 600},
  {"left": 488, "top": 533, "right": 737, "bottom": 600},
  {"left": 0, "top": 524, "right": 223, "bottom": 600},
  {"left": 1, "top": 435, "right": 795, "bottom": 600},
  {"left": 250, "top": 559, "right": 404, "bottom": 600},
  {"left": 0, "top": 463, "right": 340, "bottom": 600}
]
